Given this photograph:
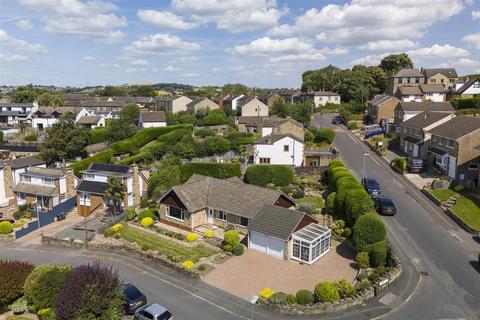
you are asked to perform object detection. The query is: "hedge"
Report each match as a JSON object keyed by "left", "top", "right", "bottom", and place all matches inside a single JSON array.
[
  {"left": 352, "top": 212, "right": 387, "bottom": 251},
  {"left": 451, "top": 97, "right": 480, "bottom": 110},
  {"left": 138, "top": 209, "right": 158, "bottom": 221},
  {"left": 180, "top": 163, "right": 241, "bottom": 183},
  {"left": 88, "top": 127, "right": 109, "bottom": 144},
  {"left": 244, "top": 165, "right": 294, "bottom": 187},
  {"left": 344, "top": 188, "right": 374, "bottom": 226},
  {"left": 70, "top": 150, "right": 113, "bottom": 176},
  {"left": 0, "top": 260, "right": 34, "bottom": 309},
  {"left": 296, "top": 289, "right": 314, "bottom": 305},
  {"left": 391, "top": 157, "right": 406, "bottom": 174},
  {"left": 365, "top": 240, "right": 387, "bottom": 267},
  {"left": 116, "top": 151, "right": 149, "bottom": 165}
]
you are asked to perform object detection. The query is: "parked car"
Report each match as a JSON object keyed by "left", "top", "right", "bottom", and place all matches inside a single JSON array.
[
  {"left": 361, "top": 124, "right": 381, "bottom": 132},
  {"left": 332, "top": 116, "right": 341, "bottom": 125},
  {"left": 364, "top": 129, "right": 383, "bottom": 139},
  {"left": 361, "top": 176, "right": 381, "bottom": 196},
  {"left": 123, "top": 283, "right": 147, "bottom": 315},
  {"left": 134, "top": 304, "right": 173, "bottom": 320},
  {"left": 407, "top": 158, "right": 424, "bottom": 173},
  {"left": 375, "top": 196, "right": 397, "bottom": 216}
]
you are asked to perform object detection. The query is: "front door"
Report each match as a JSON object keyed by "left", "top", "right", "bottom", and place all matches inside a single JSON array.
[{"left": 207, "top": 209, "right": 214, "bottom": 223}]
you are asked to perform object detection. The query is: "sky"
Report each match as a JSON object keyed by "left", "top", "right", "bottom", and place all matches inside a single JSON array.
[{"left": 0, "top": 0, "right": 479, "bottom": 88}]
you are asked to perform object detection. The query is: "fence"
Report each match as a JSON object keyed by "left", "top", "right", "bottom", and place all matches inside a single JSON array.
[{"left": 15, "top": 196, "right": 77, "bottom": 239}]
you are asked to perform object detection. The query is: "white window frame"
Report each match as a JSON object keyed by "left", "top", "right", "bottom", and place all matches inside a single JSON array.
[
  {"left": 42, "top": 178, "right": 55, "bottom": 185},
  {"left": 85, "top": 173, "right": 95, "bottom": 180},
  {"left": 79, "top": 192, "right": 90, "bottom": 206},
  {"left": 216, "top": 210, "right": 227, "bottom": 221},
  {"left": 166, "top": 205, "right": 186, "bottom": 221}
]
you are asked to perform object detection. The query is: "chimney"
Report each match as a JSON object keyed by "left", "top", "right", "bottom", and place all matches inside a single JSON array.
[
  {"left": 65, "top": 168, "right": 76, "bottom": 198},
  {"left": 131, "top": 164, "right": 140, "bottom": 205}
]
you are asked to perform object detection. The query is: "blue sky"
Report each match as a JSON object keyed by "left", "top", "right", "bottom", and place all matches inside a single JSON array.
[{"left": 0, "top": 0, "right": 479, "bottom": 88}]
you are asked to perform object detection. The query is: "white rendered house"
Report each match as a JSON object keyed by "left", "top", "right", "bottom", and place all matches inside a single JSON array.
[{"left": 253, "top": 134, "right": 304, "bottom": 167}]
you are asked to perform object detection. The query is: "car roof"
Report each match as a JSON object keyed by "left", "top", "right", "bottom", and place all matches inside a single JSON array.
[
  {"left": 365, "top": 176, "right": 378, "bottom": 182},
  {"left": 378, "top": 196, "right": 394, "bottom": 205},
  {"left": 144, "top": 303, "right": 168, "bottom": 315}
]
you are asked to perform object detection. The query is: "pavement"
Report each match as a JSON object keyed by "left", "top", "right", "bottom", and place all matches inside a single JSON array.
[{"left": 312, "top": 113, "right": 480, "bottom": 320}]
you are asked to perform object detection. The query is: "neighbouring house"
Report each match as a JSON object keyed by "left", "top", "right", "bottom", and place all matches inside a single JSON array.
[
  {"left": 13, "top": 167, "right": 76, "bottom": 211},
  {"left": 395, "top": 85, "right": 423, "bottom": 102},
  {"left": 155, "top": 96, "right": 192, "bottom": 114},
  {"left": 393, "top": 102, "right": 455, "bottom": 132},
  {"left": 248, "top": 205, "right": 331, "bottom": 263},
  {"left": 186, "top": 97, "right": 219, "bottom": 113},
  {"left": 419, "top": 84, "right": 446, "bottom": 102},
  {"left": 276, "top": 89, "right": 301, "bottom": 104},
  {"left": 312, "top": 91, "right": 341, "bottom": 107},
  {"left": 75, "top": 163, "right": 147, "bottom": 217},
  {"left": 422, "top": 68, "right": 458, "bottom": 91},
  {"left": 213, "top": 94, "right": 231, "bottom": 109},
  {"left": 223, "top": 95, "right": 245, "bottom": 114},
  {"left": 75, "top": 96, "right": 155, "bottom": 113},
  {"left": 31, "top": 106, "right": 90, "bottom": 131},
  {"left": 138, "top": 111, "right": 166, "bottom": 128},
  {"left": 366, "top": 94, "right": 400, "bottom": 131},
  {"left": 237, "top": 116, "right": 305, "bottom": 140},
  {"left": 387, "top": 69, "right": 425, "bottom": 95},
  {"left": 0, "top": 102, "right": 38, "bottom": 126},
  {"left": 428, "top": 117, "right": 480, "bottom": 188},
  {"left": 157, "top": 174, "right": 296, "bottom": 234},
  {"left": 398, "top": 111, "right": 456, "bottom": 159},
  {"left": 258, "top": 92, "right": 284, "bottom": 108},
  {"left": 76, "top": 115, "right": 105, "bottom": 129},
  {"left": 253, "top": 134, "right": 304, "bottom": 167},
  {"left": 237, "top": 97, "right": 269, "bottom": 117},
  {"left": 453, "top": 78, "right": 480, "bottom": 98}
]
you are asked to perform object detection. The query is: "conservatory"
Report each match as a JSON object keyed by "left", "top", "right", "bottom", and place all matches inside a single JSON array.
[{"left": 292, "top": 223, "right": 331, "bottom": 264}]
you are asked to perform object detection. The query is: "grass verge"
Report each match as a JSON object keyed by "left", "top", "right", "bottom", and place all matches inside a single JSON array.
[
  {"left": 450, "top": 196, "right": 480, "bottom": 232},
  {"left": 428, "top": 189, "right": 457, "bottom": 202}
]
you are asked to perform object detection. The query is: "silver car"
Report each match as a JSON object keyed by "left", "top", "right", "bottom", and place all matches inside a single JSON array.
[{"left": 134, "top": 303, "right": 173, "bottom": 320}]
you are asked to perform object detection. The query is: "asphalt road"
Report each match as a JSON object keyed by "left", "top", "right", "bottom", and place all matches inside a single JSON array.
[{"left": 312, "top": 113, "right": 480, "bottom": 320}]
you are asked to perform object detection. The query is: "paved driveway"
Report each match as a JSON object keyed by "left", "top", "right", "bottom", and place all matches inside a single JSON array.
[{"left": 203, "top": 242, "right": 357, "bottom": 300}]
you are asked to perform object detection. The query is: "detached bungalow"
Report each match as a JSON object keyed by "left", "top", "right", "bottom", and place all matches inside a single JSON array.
[
  {"left": 186, "top": 98, "right": 219, "bottom": 113},
  {"left": 138, "top": 111, "right": 166, "bottom": 128},
  {"left": 76, "top": 115, "right": 105, "bottom": 129}
]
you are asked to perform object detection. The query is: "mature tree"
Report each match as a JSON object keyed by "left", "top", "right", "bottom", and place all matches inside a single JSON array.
[
  {"left": 130, "top": 85, "right": 155, "bottom": 97},
  {"left": 100, "top": 86, "right": 129, "bottom": 96},
  {"left": 379, "top": 53, "right": 413, "bottom": 74},
  {"left": 270, "top": 99, "right": 290, "bottom": 118},
  {"left": 36, "top": 91, "right": 64, "bottom": 106},
  {"left": 222, "top": 83, "right": 250, "bottom": 95},
  {"left": 203, "top": 109, "right": 228, "bottom": 126},
  {"left": 120, "top": 104, "right": 140, "bottom": 123},
  {"left": 39, "top": 113, "right": 90, "bottom": 164},
  {"left": 203, "top": 136, "right": 230, "bottom": 155},
  {"left": 10, "top": 85, "right": 40, "bottom": 103},
  {"left": 105, "top": 118, "right": 133, "bottom": 143},
  {"left": 301, "top": 65, "right": 343, "bottom": 92},
  {"left": 103, "top": 177, "right": 127, "bottom": 216},
  {"left": 148, "top": 155, "right": 182, "bottom": 198},
  {"left": 291, "top": 101, "right": 314, "bottom": 125}
]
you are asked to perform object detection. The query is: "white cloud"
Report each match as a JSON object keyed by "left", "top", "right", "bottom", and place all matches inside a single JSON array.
[
  {"left": 123, "top": 33, "right": 201, "bottom": 56},
  {"left": 84, "top": 56, "right": 96, "bottom": 61},
  {"left": 317, "top": 46, "right": 349, "bottom": 55},
  {"left": 169, "top": 56, "right": 198, "bottom": 64},
  {"left": 463, "top": 32, "right": 480, "bottom": 50},
  {"left": 232, "top": 37, "right": 313, "bottom": 55},
  {"left": 18, "top": 0, "right": 127, "bottom": 43},
  {"left": 407, "top": 44, "right": 469, "bottom": 58},
  {"left": 125, "top": 67, "right": 147, "bottom": 73},
  {"left": 228, "top": 66, "right": 245, "bottom": 71},
  {"left": 472, "top": 11, "right": 480, "bottom": 19},
  {"left": 358, "top": 39, "right": 418, "bottom": 51},
  {"left": 455, "top": 58, "right": 479, "bottom": 66},
  {"left": 0, "top": 53, "right": 28, "bottom": 62},
  {"left": 164, "top": 65, "right": 180, "bottom": 72},
  {"left": 130, "top": 59, "right": 149, "bottom": 66},
  {"left": 171, "top": 0, "right": 287, "bottom": 33},
  {"left": 137, "top": 10, "right": 198, "bottom": 30},
  {"left": 270, "top": 53, "right": 326, "bottom": 62},
  {"left": 0, "top": 29, "right": 47, "bottom": 53},
  {"left": 269, "top": 0, "right": 463, "bottom": 45},
  {"left": 181, "top": 72, "right": 198, "bottom": 77},
  {"left": 350, "top": 53, "right": 389, "bottom": 66},
  {"left": 16, "top": 19, "right": 33, "bottom": 31},
  {"left": 100, "top": 63, "right": 119, "bottom": 68}
]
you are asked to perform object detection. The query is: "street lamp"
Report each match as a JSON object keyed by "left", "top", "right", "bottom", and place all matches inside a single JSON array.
[
  {"left": 250, "top": 295, "right": 259, "bottom": 320},
  {"left": 363, "top": 153, "right": 371, "bottom": 179}
]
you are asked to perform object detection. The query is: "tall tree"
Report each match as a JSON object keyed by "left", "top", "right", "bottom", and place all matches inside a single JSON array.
[
  {"left": 379, "top": 53, "right": 413, "bottom": 74},
  {"left": 270, "top": 99, "right": 290, "bottom": 118},
  {"left": 120, "top": 104, "right": 140, "bottom": 123},
  {"left": 103, "top": 177, "right": 127, "bottom": 216},
  {"left": 36, "top": 91, "right": 64, "bottom": 106},
  {"left": 105, "top": 118, "right": 133, "bottom": 143}
]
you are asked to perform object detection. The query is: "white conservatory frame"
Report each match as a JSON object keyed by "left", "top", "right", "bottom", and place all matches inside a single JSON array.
[{"left": 292, "top": 224, "right": 331, "bottom": 264}]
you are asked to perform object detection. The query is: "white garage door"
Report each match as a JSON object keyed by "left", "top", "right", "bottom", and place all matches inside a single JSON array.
[
  {"left": 249, "top": 231, "right": 267, "bottom": 253},
  {"left": 266, "top": 237, "right": 284, "bottom": 259}
]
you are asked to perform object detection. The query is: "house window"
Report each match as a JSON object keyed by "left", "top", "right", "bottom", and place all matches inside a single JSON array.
[
  {"left": 166, "top": 206, "right": 186, "bottom": 221},
  {"left": 283, "top": 145, "right": 289, "bottom": 152},
  {"left": 468, "top": 163, "right": 479, "bottom": 171},
  {"left": 42, "top": 178, "right": 54, "bottom": 185},
  {"left": 415, "top": 77, "right": 420, "bottom": 84},
  {"left": 431, "top": 79, "right": 436, "bottom": 83},
  {"left": 60, "top": 193, "right": 67, "bottom": 201},
  {"left": 236, "top": 216, "right": 249, "bottom": 227},
  {"left": 18, "top": 193, "right": 26, "bottom": 200},
  {"left": 216, "top": 210, "right": 227, "bottom": 221},
  {"left": 22, "top": 175, "right": 31, "bottom": 182},
  {"left": 259, "top": 157, "right": 271, "bottom": 164},
  {"left": 79, "top": 192, "right": 90, "bottom": 206},
  {"left": 414, "top": 129, "right": 422, "bottom": 137},
  {"left": 473, "top": 82, "right": 480, "bottom": 88},
  {"left": 85, "top": 173, "right": 95, "bottom": 180},
  {"left": 446, "top": 139, "right": 455, "bottom": 148}
]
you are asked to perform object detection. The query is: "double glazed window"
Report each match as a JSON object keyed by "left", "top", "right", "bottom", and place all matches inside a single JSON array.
[
  {"left": 216, "top": 210, "right": 227, "bottom": 221},
  {"left": 236, "top": 216, "right": 249, "bottom": 227},
  {"left": 166, "top": 206, "right": 186, "bottom": 221}
]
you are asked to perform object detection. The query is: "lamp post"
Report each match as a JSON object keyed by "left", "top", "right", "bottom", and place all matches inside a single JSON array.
[
  {"left": 363, "top": 153, "right": 371, "bottom": 180},
  {"left": 250, "top": 295, "right": 259, "bottom": 320}
]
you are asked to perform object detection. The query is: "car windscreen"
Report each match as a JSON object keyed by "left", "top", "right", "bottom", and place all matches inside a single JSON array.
[
  {"left": 379, "top": 197, "right": 394, "bottom": 207},
  {"left": 157, "top": 311, "right": 172, "bottom": 320},
  {"left": 123, "top": 285, "right": 142, "bottom": 300}
]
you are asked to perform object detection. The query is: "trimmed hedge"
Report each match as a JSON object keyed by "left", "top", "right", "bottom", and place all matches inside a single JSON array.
[
  {"left": 296, "top": 289, "right": 314, "bottom": 305},
  {"left": 352, "top": 212, "right": 387, "bottom": 251},
  {"left": 365, "top": 240, "right": 387, "bottom": 267},
  {"left": 70, "top": 150, "right": 113, "bottom": 176},
  {"left": 0, "top": 260, "right": 34, "bottom": 308},
  {"left": 180, "top": 163, "right": 241, "bottom": 183},
  {"left": 138, "top": 209, "right": 157, "bottom": 221},
  {"left": 244, "top": 165, "right": 294, "bottom": 187},
  {"left": 269, "top": 292, "right": 287, "bottom": 304},
  {"left": 391, "top": 157, "right": 406, "bottom": 174},
  {"left": 0, "top": 221, "right": 13, "bottom": 234},
  {"left": 344, "top": 188, "right": 374, "bottom": 226}
]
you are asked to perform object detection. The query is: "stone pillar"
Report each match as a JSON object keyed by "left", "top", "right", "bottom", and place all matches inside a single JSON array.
[
  {"left": 65, "top": 168, "right": 76, "bottom": 198},
  {"left": 131, "top": 164, "right": 140, "bottom": 205}
]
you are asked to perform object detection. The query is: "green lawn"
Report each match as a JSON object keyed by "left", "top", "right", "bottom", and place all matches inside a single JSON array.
[
  {"left": 6, "top": 317, "right": 33, "bottom": 320},
  {"left": 450, "top": 196, "right": 480, "bottom": 231},
  {"left": 428, "top": 189, "right": 457, "bottom": 202},
  {"left": 120, "top": 226, "right": 219, "bottom": 262},
  {"left": 297, "top": 196, "right": 325, "bottom": 209}
]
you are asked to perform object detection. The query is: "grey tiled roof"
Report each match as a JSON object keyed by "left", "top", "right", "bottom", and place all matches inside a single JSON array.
[
  {"left": 186, "top": 97, "right": 206, "bottom": 108},
  {"left": 140, "top": 111, "right": 166, "bottom": 122},
  {"left": 419, "top": 84, "right": 445, "bottom": 93},
  {"left": 76, "top": 180, "right": 108, "bottom": 195},
  {"left": 248, "top": 205, "right": 307, "bottom": 240},
  {"left": 397, "top": 102, "right": 454, "bottom": 112},
  {"left": 429, "top": 117, "right": 480, "bottom": 140},
  {"left": 237, "top": 96, "right": 256, "bottom": 108},
  {"left": 9, "top": 157, "right": 46, "bottom": 169},
  {"left": 393, "top": 69, "right": 424, "bottom": 78},
  {"left": 400, "top": 112, "right": 453, "bottom": 129},
  {"left": 13, "top": 182, "right": 56, "bottom": 196},
  {"left": 455, "top": 78, "right": 480, "bottom": 94},
  {"left": 313, "top": 91, "right": 340, "bottom": 96},
  {"left": 77, "top": 115, "right": 101, "bottom": 124},
  {"left": 397, "top": 85, "right": 422, "bottom": 95},
  {"left": 423, "top": 68, "right": 458, "bottom": 79}
]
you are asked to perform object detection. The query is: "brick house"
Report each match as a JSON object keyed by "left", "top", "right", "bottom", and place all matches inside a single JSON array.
[
  {"left": 421, "top": 68, "right": 459, "bottom": 91},
  {"left": 387, "top": 69, "right": 425, "bottom": 95}
]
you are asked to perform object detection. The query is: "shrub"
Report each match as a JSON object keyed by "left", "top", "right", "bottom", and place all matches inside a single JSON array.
[
  {"left": 140, "top": 217, "right": 153, "bottom": 228},
  {"left": 186, "top": 232, "right": 197, "bottom": 242},
  {"left": 10, "top": 297, "right": 28, "bottom": 314},
  {"left": 314, "top": 281, "right": 340, "bottom": 303},
  {"left": 268, "top": 292, "right": 287, "bottom": 304},
  {"left": 365, "top": 240, "right": 387, "bottom": 267},
  {"left": 296, "top": 289, "right": 314, "bottom": 305},
  {"left": 232, "top": 244, "right": 244, "bottom": 256},
  {"left": 203, "top": 230, "right": 215, "bottom": 238},
  {"left": 368, "top": 272, "right": 380, "bottom": 283},
  {"left": 292, "top": 189, "right": 305, "bottom": 199},
  {"left": 182, "top": 260, "right": 195, "bottom": 269},
  {"left": 223, "top": 244, "right": 233, "bottom": 252},
  {"left": 24, "top": 264, "right": 71, "bottom": 311},
  {"left": 70, "top": 150, "right": 113, "bottom": 176},
  {"left": 24, "top": 133, "right": 38, "bottom": 141},
  {"left": 356, "top": 252, "right": 370, "bottom": 269},
  {"left": 259, "top": 288, "right": 274, "bottom": 299},
  {"left": 197, "top": 263, "right": 207, "bottom": 271},
  {"left": 167, "top": 254, "right": 181, "bottom": 263},
  {"left": 244, "top": 165, "right": 294, "bottom": 187},
  {"left": 329, "top": 160, "right": 346, "bottom": 169},
  {"left": 297, "top": 203, "right": 316, "bottom": 215},
  {"left": 138, "top": 209, "right": 157, "bottom": 221},
  {"left": 13, "top": 209, "right": 32, "bottom": 220},
  {"left": 332, "top": 220, "right": 346, "bottom": 236},
  {"left": 266, "top": 183, "right": 275, "bottom": 189},
  {"left": 344, "top": 189, "right": 374, "bottom": 226},
  {"left": 453, "top": 185, "right": 465, "bottom": 193},
  {"left": 180, "top": 163, "right": 241, "bottom": 183},
  {"left": 173, "top": 233, "right": 185, "bottom": 241},
  {"left": 0, "top": 221, "right": 13, "bottom": 234},
  {"left": 54, "top": 263, "right": 123, "bottom": 320},
  {"left": 352, "top": 213, "right": 387, "bottom": 251},
  {"left": 0, "top": 260, "right": 34, "bottom": 309},
  {"left": 111, "top": 223, "right": 123, "bottom": 232},
  {"left": 342, "top": 227, "right": 352, "bottom": 238},
  {"left": 334, "top": 279, "right": 356, "bottom": 299},
  {"left": 224, "top": 229, "right": 240, "bottom": 246},
  {"left": 280, "top": 186, "right": 293, "bottom": 194},
  {"left": 286, "top": 294, "right": 297, "bottom": 304},
  {"left": 391, "top": 157, "right": 406, "bottom": 174},
  {"left": 347, "top": 122, "right": 359, "bottom": 130},
  {"left": 326, "top": 192, "right": 336, "bottom": 212},
  {"left": 38, "top": 308, "right": 56, "bottom": 320},
  {"left": 103, "top": 227, "right": 116, "bottom": 238},
  {"left": 317, "top": 128, "right": 335, "bottom": 144},
  {"left": 125, "top": 208, "right": 137, "bottom": 221}
]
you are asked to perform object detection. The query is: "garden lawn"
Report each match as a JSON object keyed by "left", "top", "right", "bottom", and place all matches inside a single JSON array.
[
  {"left": 120, "top": 226, "right": 219, "bottom": 262},
  {"left": 450, "top": 196, "right": 480, "bottom": 232},
  {"left": 428, "top": 189, "right": 457, "bottom": 202},
  {"left": 6, "top": 317, "right": 33, "bottom": 320},
  {"left": 297, "top": 196, "right": 324, "bottom": 209}
]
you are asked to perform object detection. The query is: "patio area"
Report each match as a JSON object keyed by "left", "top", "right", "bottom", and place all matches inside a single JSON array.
[{"left": 203, "top": 242, "right": 357, "bottom": 300}]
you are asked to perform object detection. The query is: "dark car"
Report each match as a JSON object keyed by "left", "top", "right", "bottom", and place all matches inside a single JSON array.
[
  {"left": 364, "top": 129, "right": 383, "bottom": 139},
  {"left": 361, "top": 176, "right": 381, "bottom": 196},
  {"left": 407, "top": 158, "right": 424, "bottom": 173},
  {"left": 123, "top": 283, "right": 147, "bottom": 315},
  {"left": 134, "top": 303, "right": 173, "bottom": 320},
  {"left": 375, "top": 196, "right": 397, "bottom": 216},
  {"left": 332, "top": 116, "right": 341, "bottom": 125}
]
